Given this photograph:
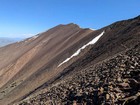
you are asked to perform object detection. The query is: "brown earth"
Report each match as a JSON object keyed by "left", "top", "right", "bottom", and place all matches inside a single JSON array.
[{"left": 0, "top": 16, "right": 140, "bottom": 105}]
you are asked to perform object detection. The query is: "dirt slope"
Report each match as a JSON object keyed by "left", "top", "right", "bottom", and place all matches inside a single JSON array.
[
  {"left": 0, "top": 16, "right": 140, "bottom": 105},
  {"left": 0, "top": 23, "right": 94, "bottom": 105}
]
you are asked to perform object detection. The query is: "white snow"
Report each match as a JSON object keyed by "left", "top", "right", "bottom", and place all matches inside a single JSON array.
[{"left": 58, "top": 31, "right": 105, "bottom": 67}]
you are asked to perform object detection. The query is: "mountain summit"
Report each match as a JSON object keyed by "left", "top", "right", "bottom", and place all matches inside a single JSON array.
[{"left": 0, "top": 16, "right": 140, "bottom": 105}]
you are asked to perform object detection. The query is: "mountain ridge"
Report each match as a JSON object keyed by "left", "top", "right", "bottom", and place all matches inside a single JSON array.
[{"left": 0, "top": 16, "right": 139, "bottom": 105}]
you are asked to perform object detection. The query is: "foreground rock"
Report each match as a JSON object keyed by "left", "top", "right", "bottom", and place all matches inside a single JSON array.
[{"left": 17, "top": 44, "right": 140, "bottom": 105}]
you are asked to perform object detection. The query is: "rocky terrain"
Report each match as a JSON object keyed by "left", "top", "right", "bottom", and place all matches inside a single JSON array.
[
  {"left": 17, "top": 43, "right": 140, "bottom": 105},
  {"left": 0, "top": 16, "right": 140, "bottom": 105}
]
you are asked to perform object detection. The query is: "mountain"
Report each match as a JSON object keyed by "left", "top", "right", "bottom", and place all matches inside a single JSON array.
[
  {"left": 0, "top": 37, "right": 21, "bottom": 47},
  {"left": 0, "top": 16, "right": 139, "bottom": 105}
]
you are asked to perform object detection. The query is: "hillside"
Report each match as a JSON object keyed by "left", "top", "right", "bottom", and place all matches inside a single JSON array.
[
  {"left": 0, "top": 16, "right": 140, "bottom": 105},
  {"left": 17, "top": 43, "right": 140, "bottom": 105}
]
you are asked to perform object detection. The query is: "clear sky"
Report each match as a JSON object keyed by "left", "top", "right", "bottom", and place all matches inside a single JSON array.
[{"left": 0, "top": 0, "right": 140, "bottom": 38}]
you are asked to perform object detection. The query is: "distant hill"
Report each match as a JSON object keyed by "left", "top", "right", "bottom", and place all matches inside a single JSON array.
[{"left": 0, "top": 37, "right": 22, "bottom": 47}]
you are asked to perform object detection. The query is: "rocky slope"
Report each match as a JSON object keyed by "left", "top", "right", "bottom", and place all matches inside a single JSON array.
[
  {"left": 17, "top": 43, "right": 140, "bottom": 105},
  {"left": 0, "top": 16, "right": 140, "bottom": 105}
]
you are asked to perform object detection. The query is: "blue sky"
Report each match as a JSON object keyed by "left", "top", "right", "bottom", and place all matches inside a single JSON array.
[{"left": 0, "top": 0, "right": 140, "bottom": 38}]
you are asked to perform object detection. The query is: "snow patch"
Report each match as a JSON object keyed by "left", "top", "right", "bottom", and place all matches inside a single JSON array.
[{"left": 58, "top": 31, "right": 105, "bottom": 67}]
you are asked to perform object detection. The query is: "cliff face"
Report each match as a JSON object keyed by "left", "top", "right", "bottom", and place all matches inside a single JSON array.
[{"left": 0, "top": 16, "right": 140, "bottom": 105}]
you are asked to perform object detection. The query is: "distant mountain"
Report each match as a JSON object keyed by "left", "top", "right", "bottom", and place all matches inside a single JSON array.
[
  {"left": 0, "top": 16, "right": 139, "bottom": 105},
  {"left": 0, "top": 37, "right": 22, "bottom": 47}
]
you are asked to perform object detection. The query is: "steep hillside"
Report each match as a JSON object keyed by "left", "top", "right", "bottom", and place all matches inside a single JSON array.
[
  {"left": 0, "top": 23, "right": 94, "bottom": 105},
  {"left": 17, "top": 43, "right": 140, "bottom": 105},
  {"left": 0, "top": 16, "right": 140, "bottom": 105}
]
